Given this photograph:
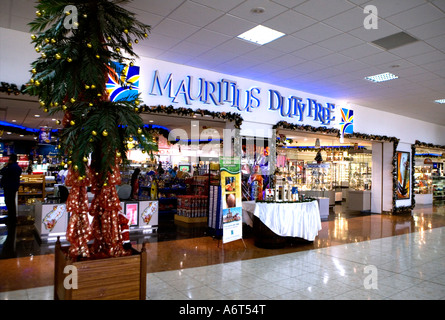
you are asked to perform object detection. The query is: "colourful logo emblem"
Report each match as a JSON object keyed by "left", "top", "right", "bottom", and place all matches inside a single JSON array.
[
  {"left": 106, "top": 62, "right": 140, "bottom": 102},
  {"left": 340, "top": 108, "right": 353, "bottom": 136}
]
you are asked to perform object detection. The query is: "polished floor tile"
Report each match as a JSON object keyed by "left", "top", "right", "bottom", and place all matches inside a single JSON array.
[{"left": 1, "top": 201, "right": 445, "bottom": 299}]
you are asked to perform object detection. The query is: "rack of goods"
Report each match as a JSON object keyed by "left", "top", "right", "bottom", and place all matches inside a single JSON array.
[{"left": 18, "top": 174, "right": 51, "bottom": 205}]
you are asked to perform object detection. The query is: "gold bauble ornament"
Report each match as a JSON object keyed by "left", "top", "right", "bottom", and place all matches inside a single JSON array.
[
  {"left": 134, "top": 107, "right": 139, "bottom": 112},
  {"left": 137, "top": 128, "right": 142, "bottom": 134},
  {"left": 85, "top": 85, "right": 90, "bottom": 89},
  {"left": 87, "top": 43, "right": 92, "bottom": 48},
  {"left": 128, "top": 42, "right": 132, "bottom": 47},
  {"left": 56, "top": 120, "right": 61, "bottom": 125},
  {"left": 35, "top": 47, "right": 41, "bottom": 53},
  {"left": 91, "top": 130, "right": 97, "bottom": 136},
  {"left": 83, "top": 157, "right": 88, "bottom": 162},
  {"left": 115, "top": 47, "right": 120, "bottom": 52},
  {"left": 144, "top": 33, "right": 148, "bottom": 38},
  {"left": 44, "top": 108, "right": 48, "bottom": 113},
  {"left": 103, "top": 182, "right": 108, "bottom": 187},
  {"left": 36, "top": 10, "right": 42, "bottom": 17},
  {"left": 134, "top": 100, "right": 140, "bottom": 105},
  {"left": 65, "top": 11, "right": 71, "bottom": 16},
  {"left": 55, "top": 53, "right": 61, "bottom": 60},
  {"left": 91, "top": 84, "right": 96, "bottom": 89},
  {"left": 31, "top": 68, "right": 37, "bottom": 74},
  {"left": 116, "top": 152, "right": 121, "bottom": 157},
  {"left": 70, "top": 97, "right": 76, "bottom": 103},
  {"left": 89, "top": 102, "right": 93, "bottom": 107},
  {"left": 39, "top": 101, "right": 45, "bottom": 107},
  {"left": 67, "top": 160, "right": 72, "bottom": 165},
  {"left": 102, "top": 130, "right": 108, "bottom": 137},
  {"left": 97, "top": 93, "right": 102, "bottom": 97},
  {"left": 73, "top": 164, "right": 78, "bottom": 170},
  {"left": 67, "top": 57, "right": 72, "bottom": 62},
  {"left": 41, "top": 52, "right": 47, "bottom": 59},
  {"left": 45, "top": 38, "right": 50, "bottom": 43},
  {"left": 134, "top": 39, "right": 139, "bottom": 44},
  {"left": 130, "top": 62, "right": 134, "bottom": 66},
  {"left": 70, "top": 120, "right": 75, "bottom": 126},
  {"left": 96, "top": 54, "right": 100, "bottom": 59},
  {"left": 31, "top": 34, "right": 37, "bottom": 40},
  {"left": 62, "top": 105, "right": 67, "bottom": 110},
  {"left": 51, "top": 38, "right": 56, "bottom": 44},
  {"left": 124, "top": 29, "right": 129, "bottom": 34},
  {"left": 35, "top": 80, "right": 41, "bottom": 86}
]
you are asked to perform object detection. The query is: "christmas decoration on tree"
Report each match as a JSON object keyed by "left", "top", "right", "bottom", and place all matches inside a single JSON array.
[{"left": 26, "top": 0, "right": 157, "bottom": 259}]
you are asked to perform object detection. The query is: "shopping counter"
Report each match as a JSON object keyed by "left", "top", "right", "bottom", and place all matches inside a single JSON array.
[
  {"left": 244, "top": 200, "right": 322, "bottom": 248},
  {"left": 35, "top": 200, "right": 158, "bottom": 242}
]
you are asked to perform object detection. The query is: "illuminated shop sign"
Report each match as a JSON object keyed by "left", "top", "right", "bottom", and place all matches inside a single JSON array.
[{"left": 149, "top": 70, "right": 338, "bottom": 126}]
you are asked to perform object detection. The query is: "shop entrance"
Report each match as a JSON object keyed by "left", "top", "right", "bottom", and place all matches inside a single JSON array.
[
  {"left": 125, "top": 112, "right": 232, "bottom": 242},
  {"left": 414, "top": 146, "right": 445, "bottom": 207},
  {"left": 242, "top": 129, "right": 378, "bottom": 218}
]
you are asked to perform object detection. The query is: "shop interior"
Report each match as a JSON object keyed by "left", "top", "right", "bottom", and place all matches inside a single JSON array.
[
  {"left": 242, "top": 129, "right": 374, "bottom": 215},
  {"left": 414, "top": 146, "right": 445, "bottom": 205}
]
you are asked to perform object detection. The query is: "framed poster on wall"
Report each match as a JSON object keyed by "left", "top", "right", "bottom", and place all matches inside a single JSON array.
[{"left": 396, "top": 151, "right": 411, "bottom": 199}]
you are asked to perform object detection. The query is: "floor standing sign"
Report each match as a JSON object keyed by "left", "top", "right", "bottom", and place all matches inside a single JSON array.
[{"left": 220, "top": 156, "right": 243, "bottom": 244}]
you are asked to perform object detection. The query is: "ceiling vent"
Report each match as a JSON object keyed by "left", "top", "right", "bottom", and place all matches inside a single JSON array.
[{"left": 371, "top": 32, "right": 418, "bottom": 50}]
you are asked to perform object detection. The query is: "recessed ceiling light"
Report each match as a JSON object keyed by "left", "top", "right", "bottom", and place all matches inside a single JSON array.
[
  {"left": 434, "top": 99, "right": 445, "bottom": 104},
  {"left": 34, "top": 114, "right": 40, "bottom": 117},
  {"left": 149, "top": 120, "right": 154, "bottom": 123},
  {"left": 11, "top": 119, "right": 16, "bottom": 122},
  {"left": 364, "top": 72, "right": 399, "bottom": 83},
  {"left": 7, "top": 132, "right": 11, "bottom": 134},
  {"left": 237, "top": 25, "right": 285, "bottom": 45}
]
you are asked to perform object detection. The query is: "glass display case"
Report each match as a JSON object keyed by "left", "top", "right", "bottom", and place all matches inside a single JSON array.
[
  {"left": 305, "top": 163, "right": 332, "bottom": 191},
  {"left": 348, "top": 153, "right": 372, "bottom": 191},
  {"left": 414, "top": 165, "right": 432, "bottom": 194}
]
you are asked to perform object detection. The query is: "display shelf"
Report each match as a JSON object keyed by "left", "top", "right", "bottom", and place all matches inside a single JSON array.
[
  {"left": 414, "top": 165, "right": 432, "bottom": 195},
  {"left": 18, "top": 174, "right": 47, "bottom": 205},
  {"left": 433, "top": 176, "right": 445, "bottom": 199}
]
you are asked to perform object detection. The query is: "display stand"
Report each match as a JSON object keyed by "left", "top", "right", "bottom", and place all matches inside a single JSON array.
[{"left": 347, "top": 190, "right": 371, "bottom": 211}]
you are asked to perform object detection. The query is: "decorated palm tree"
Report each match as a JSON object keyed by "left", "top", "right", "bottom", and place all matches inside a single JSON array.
[{"left": 26, "top": 0, "right": 157, "bottom": 259}]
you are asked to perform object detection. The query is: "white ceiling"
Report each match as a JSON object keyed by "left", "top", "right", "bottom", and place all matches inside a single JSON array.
[{"left": 1, "top": 0, "right": 445, "bottom": 140}]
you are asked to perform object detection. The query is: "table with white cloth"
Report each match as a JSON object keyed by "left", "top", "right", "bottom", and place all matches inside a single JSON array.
[{"left": 251, "top": 200, "right": 322, "bottom": 248}]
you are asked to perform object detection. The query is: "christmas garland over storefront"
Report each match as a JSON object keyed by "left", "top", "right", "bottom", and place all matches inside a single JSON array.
[
  {"left": 138, "top": 104, "right": 244, "bottom": 129},
  {"left": 273, "top": 121, "right": 413, "bottom": 214}
]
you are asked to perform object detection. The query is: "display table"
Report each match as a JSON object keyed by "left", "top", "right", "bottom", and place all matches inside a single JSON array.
[
  {"left": 252, "top": 200, "right": 322, "bottom": 248},
  {"left": 302, "top": 190, "right": 335, "bottom": 206}
]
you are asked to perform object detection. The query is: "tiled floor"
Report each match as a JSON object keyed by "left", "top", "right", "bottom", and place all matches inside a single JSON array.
[
  {"left": 1, "top": 225, "right": 445, "bottom": 300},
  {"left": 1, "top": 201, "right": 445, "bottom": 300}
]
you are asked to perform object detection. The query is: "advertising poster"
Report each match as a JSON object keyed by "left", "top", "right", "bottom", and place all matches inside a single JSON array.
[
  {"left": 138, "top": 201, "right": 159, "bottom": 227},
  {"left": 125, "top": 202, "right": 139, "bottom": 226},
  {"left": 220, "top": 156, "right": 242, "bottom": 244},
  {"left": 39, "top": 127, "right": 52, "bottom": 144},
  {"left": 397, "top": 151, "right": 411, "bottom": 199}
]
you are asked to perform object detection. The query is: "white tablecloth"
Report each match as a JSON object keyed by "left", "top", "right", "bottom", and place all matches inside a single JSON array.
[{"left": 253, "top": 201, "right": 322, "bottom": 241}]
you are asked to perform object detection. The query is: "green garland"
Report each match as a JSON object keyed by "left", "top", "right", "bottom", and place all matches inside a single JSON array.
[
  {"left": 0, "top": 82, "right": 27, "bottom": 96},
  {"left": 139, "top": 104, "right": 244, "bottom": 129}
]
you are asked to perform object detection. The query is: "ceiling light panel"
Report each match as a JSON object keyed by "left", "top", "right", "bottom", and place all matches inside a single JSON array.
[
  {"left": 237, "top": 25, "right": 285, "bottom": 45},
  {"left": 364, "top": 72, "right": 399, "bottom": 83}
]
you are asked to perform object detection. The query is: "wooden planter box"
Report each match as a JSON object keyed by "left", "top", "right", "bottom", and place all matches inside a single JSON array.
[{"left": 54, "top": 239, "right": 146, "bottom": 300}]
